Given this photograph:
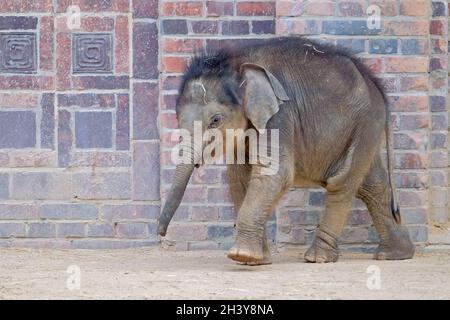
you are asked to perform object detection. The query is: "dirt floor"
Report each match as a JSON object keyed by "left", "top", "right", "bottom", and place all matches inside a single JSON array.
[{"left": 0, "top": 247, "right": 449, "bottom": 300}]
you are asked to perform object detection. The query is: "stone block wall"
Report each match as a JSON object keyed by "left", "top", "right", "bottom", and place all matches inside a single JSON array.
[{"left": 0, "top": 0, "right": 449, "bottom": 250}]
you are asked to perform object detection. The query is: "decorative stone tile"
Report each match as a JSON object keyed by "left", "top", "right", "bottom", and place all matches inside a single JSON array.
[
  {"left": 75, "top": 112, "right": 112, "bottom": 149},
  {"left": 72, "top": 33, "right": 113, "bottom": 74},
  {"left": 0, "top": 111, "right": 36, "bottom": 148},
  {"left": 0, "top": 33, "right": 36, "bottom": 73}
]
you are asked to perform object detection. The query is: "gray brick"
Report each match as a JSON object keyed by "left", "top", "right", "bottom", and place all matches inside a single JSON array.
[
  {"left": 0, "top": 204, "right": 38, "bottom": 220},
  {"left": 207, "top": 224, "right": 235, "bottom": 239},
  {"left": 58, "top": 110, "right": 72, "bottom": 167},
  {"left": 288, "top": 210, "right": 320, "bottom": 225},
  {"left": 58, "top": 93, "right": 116, "bottom": 108},
  {"left": 0, "top": 111, "right": 36, "bottom": 148},
  {"left": 161, "top": 19, "right": 188, "bottom": 35},
  {"left": 72, "top": 172, "right": 131, "bottom": 200},
  {"left": 75, "top": 112, "right": 113, "bottom": 149},
  {"left": 336, "top": 39, "right": 366, "bottom": 53},
  {"left": 102, "top": 204, "right": 159, "bottom": 222},
  {"left": 11, "top": 172, "right": 71, "bottom": 200},
  {"left": 0, "top": 17, "right": 37, "bottom": 30},
  {"left": 133, "top": 22, "right": 158, "bottom": 79},
  {"left": 39, "top": 204, "right": 98, "bottom": 220},
  {"left": 40, "top": 93, "right": 55, "bottom": 149},
  {"left": 9, "top": 239, "right": 71, "bottom": 249},
  {"left": 0, "top": 174, "right": 8, "bottom": 199},
  {"left": 0, "top": 223, "right": 26, "bottom": 238},
  {"left": 133, "top": 141, "right": 160, "bottom": 201},
  {"left": 133, "top": 82, "right": 158, "bottom": 140},
  {"left": 57, "top": 223, "right": 85, "bottom": 238},
  {"left": 188, "top": 241, "right": 219, "bottom": 251},
  {"left": 323, "top": 21, "right": 379, "bottom": 35},
  {"left": 408, "top": 226, "right": 428, "bottom": 243},
  {"left": 71, "top": 239, "right": 155, "bottom": 249},
  {"left": 309, "top": 191, "right": 325, "bottom": 206},
  {"left": 87, "top": 223, "right": 115, "bottom": 237},
  {"left": 116, "top": 222, "right": 149, "bottom": 239},
  {"left": 28, "top": 222, "right": 56, "bottom": 238},
  {"left": 369, "top": 39, "right": 398, "bottom": 54},
  {"left": 116, "top": 94, "right": 130, "bottom": 150}
]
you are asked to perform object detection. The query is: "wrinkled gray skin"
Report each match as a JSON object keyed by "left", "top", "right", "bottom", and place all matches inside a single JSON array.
[{"left": 158, "top": 37, "right": 415, "bottom": 265}]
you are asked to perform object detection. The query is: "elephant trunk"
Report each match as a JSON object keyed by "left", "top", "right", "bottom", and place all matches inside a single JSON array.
[
  {"left": 157, "top": 141, "right": 201, "bottom": 236},
  {"left": 157, "top": 163, "right": 195, "bottom": 236}
]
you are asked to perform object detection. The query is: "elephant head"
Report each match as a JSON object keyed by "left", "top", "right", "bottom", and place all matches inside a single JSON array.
[{"left": 157, "top": 52, "right": 289, "bottom": 236}]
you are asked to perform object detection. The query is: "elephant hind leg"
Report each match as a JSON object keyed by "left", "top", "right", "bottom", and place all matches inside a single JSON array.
[
  {"left": 357, "top": 155, "right": 414, "bottom": 260},
  {"left": 305, "top": 148, "right": 362, "bottom": 263}
]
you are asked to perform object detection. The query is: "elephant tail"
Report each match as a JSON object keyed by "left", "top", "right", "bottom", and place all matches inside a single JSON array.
[{"left": 385, "top": 104, "right": 401, "bottom": 225}]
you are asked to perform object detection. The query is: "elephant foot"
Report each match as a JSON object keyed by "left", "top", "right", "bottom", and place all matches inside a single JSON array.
[
  {"left": 375, "top": 225, "right": 415, "bottom": 260},
  {"left": 304, "top": 229, "right": 339, "bottom": 263},
  {"left": 245, "top": 248, "right": 272, "bottom": 266},
  {"left": 227, "top": 240, "right": 264, "bottom": 265}
]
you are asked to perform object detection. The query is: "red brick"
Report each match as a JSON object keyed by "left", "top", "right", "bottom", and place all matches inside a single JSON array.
[
  {"left": 57, "top": 0, "right": 129, "bottom": 13},
  {"left": 431, "top": 39, "right": 448, "bottom": 54},
  {"left": 400, "top": 0, "right": 429, "bottom": 16},
  {"left": 0, "top": 93, "right": 39, "bottom": 108},
  {"left": 160, "top": 93, "right": 177, "bottom": 111},
  {"left": 207, "top": 1, "right": 234, "bottom": 16},
  {"left": 40, "top": 16, "right": 54, "bottom": 71},
  {"left": 237, "top": 1, "right": 275, "bottom": 16},
  {"left": 162, "top": 38, "right": 204, "bottom": 53},
  {"left": 162, "top": 75, "right": 183, "bottom": 90},
  {"left": 389, "top": 96, "right": 428, "bottom": 112},
  {"left": 0, "top": 0, "right": 53, "bottom": 12},
  {"left": 337, "top": 1, "right": 365, "bottom": 17},
  {"left": 384, "top": 57, "right": 429, "bottom": 73},
  {"left": 276, "top": 1, "right": 303, "bottom": 17},
  {"left": 160, "top": 112, "right": 179, "bottom": 129},
  {"left": 400, "top": 76, "right": 429, "bottom": 92},
  {"left": 430, "top": 20, "right": 445, "bottom": 36},
  {"left": 383, "top": 21, "right": 429, "bottom": 36},
  {"left": 56, "top": 33, "right": 71, "bottom": 90},
  {"left": 369, "top": 0, "right": 398, "bottom": 16},
  {"left": 162, "top": 2, "right": 203, "bottom": 16},
  {"left": 8, "top": 151, "right": 55, "bottom": 168},
  {"left": 115, "top": 15, "right": 129, "bottom": 74},
  {"left": 133, "top": 0, "right": 158, "bottom": 18},
  {"left": 395, "top": 153, "right": 427, "bottom": 169},
  {"left": 0, "top": 76, "right": 54, "bottom": 90},
  {"left": 56, "top": 16, "right": 114, "bottom": 32},
  {"left": 397, "top": 114, "right": 428, "bottom": 130},
  {"left": 359, "top": 57, "right": 382, "bottom": 74},
  {"left": 191, "top": 206, "right": 219, "bottom": 221},
  {"left": 305, "top": 1, "right": 335, "bottom": 16},
  {"left": 162, "top": 56, "right": 189, "bottom": 73}
]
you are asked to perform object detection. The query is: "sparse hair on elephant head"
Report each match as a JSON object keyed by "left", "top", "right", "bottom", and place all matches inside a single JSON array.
[
  {"left": 176, "top": 50, "right": 290, "bottom": 134},
  {"left": 157, "top": 50, "right": 290, "bottom": 237}
]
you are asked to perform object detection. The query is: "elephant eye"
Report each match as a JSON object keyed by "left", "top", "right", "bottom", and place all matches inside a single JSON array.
[{"left": 209, "top": 114, "right": 222, "bottom": 128}]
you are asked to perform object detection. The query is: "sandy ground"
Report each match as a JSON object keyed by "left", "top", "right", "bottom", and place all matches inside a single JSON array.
[{"left": 0, "top": 247, "right": 449, "bottom": 300}]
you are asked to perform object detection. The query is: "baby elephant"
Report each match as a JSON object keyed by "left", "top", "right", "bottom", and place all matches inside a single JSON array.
[{"left": 158, "top": 37, "right": 415, "bottom": 265}]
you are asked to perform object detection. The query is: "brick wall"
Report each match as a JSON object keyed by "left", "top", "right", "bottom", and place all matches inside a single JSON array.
[{"left": 0, "top": 0, "right": 449, "bottom": 250}]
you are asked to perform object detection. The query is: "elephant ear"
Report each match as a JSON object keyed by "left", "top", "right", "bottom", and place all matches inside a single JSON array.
[{"left": 239, "top": 63, "right": 289, "bottom": 133}]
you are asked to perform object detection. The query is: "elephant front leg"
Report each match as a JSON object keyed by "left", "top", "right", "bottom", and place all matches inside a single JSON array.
[{"left": 227, "top": 174, "right": 285, "bottom": 265}]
